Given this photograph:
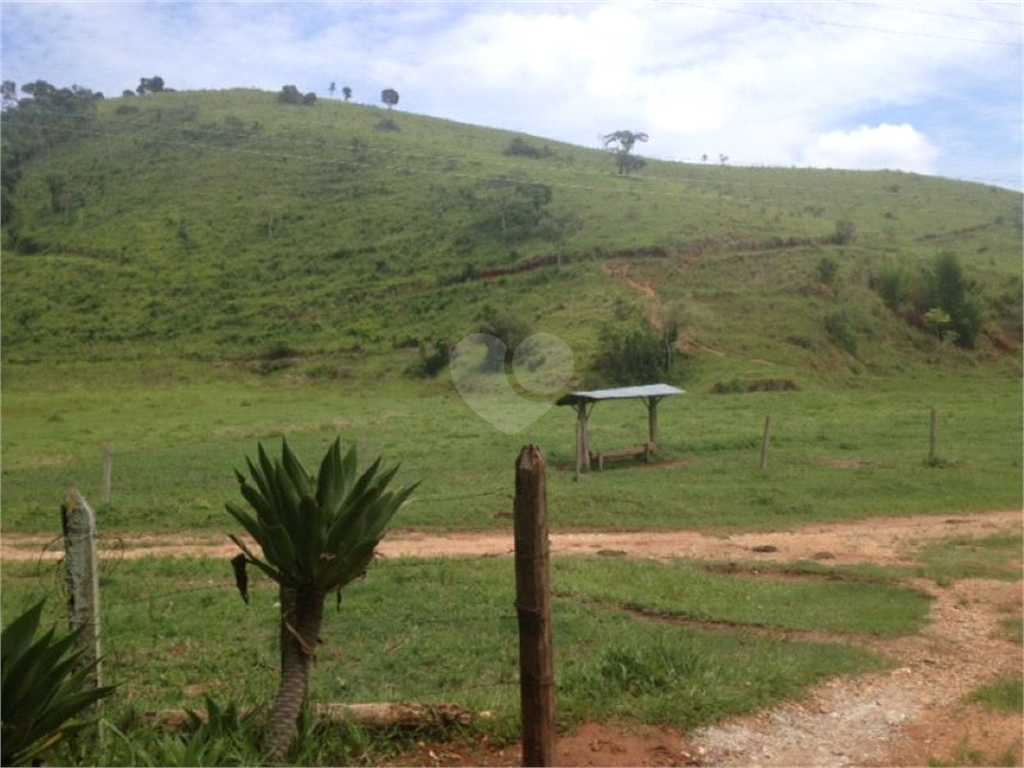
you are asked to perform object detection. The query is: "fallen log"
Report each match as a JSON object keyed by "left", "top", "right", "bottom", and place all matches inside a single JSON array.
[
  {"left": 316, "top": 702, "right": 491, "bottom": 729},
  {"left": 150, "top": 702, "right": 491, "bottom": 732}
]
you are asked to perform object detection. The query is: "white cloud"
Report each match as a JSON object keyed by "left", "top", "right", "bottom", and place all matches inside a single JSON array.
[
  {"left": 0, "top": 1, "right": 1020, "bottom": 187},
  {"left": 802, "top": 123, "right": 940, "bottom": 174}
]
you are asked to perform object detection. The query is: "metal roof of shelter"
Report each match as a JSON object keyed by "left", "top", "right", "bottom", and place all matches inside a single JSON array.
[{"left": 556, "top": 383, "right": 684, "bottom": 407}]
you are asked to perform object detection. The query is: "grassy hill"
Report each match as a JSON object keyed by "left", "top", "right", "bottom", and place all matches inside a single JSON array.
[{"left": 2, "top": 87, "right": 1021, "bottom": 387}]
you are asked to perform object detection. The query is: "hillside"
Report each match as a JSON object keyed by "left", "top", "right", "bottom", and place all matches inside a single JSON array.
[{"left": 2, "top": 87, "right": 1021, "bottom": 386}]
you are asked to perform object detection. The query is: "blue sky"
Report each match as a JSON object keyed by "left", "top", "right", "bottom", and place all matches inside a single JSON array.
[{"left": 2, "top": 1, "right": 1021, "bottom": 189}]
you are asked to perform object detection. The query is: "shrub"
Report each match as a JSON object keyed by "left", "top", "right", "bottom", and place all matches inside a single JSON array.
[
  {"left": 503, "top": 137, "right": 553, "bottom": 159},
  {"left": 824, "top": 311, "right": 857, "bottom": 354},
  {"left": 477, "top": 306, "right": 533, "bottom": 372},
  {"left": 872, "top": 265, "right": 909, "bottom": 312},
  {"left": 1, "top": 600, "right": 116, "bottom": 766},
  {"left": 831, "top": 219, "right": 855, "bottom": 245},
  {"left": 374, "top": 119, "right": 400, "bottom": 132},
  {"left": 405, "top": 339, "right": 451, "bottom": 379},
  {"left": 816, "top": 256, "right": 839, "bottom": 287},
  {"left": 591, "top": 322, "right": 667, "bottom": 385}
]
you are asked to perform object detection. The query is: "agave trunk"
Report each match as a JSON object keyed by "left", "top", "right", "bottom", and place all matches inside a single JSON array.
[{"left": 266, "top": 585, "right": 324, "bottom": 762}]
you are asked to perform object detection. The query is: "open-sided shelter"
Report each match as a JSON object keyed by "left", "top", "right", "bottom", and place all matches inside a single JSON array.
[{"left": 555, "top": 384, "right": 684, "bottom": 478}]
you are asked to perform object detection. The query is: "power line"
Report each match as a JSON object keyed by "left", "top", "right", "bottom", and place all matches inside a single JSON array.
[
  {"left": 676, "top": 1, "right": 1024, "bottom": 47},
  {"left": 843, "top": 1, "right": 1024, "bottom": 27}
]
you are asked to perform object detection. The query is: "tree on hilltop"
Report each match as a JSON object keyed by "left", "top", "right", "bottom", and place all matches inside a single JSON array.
[
  {"left": 603, "top": 129, "right": 648, "bottom": 175},
  {"left": 136, "top": 76, "right": 164, "bottom": 95},
  {"left": 381, "top": 88, "right": 399, "bottom": 109},
  {"left": 342, "top": 85, "right": 352, "bottom": 102}
]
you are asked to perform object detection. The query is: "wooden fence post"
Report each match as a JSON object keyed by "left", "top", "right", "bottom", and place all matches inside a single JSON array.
[
  {"left": 929, "top": 407, "right": 938, "bottom": 464},
  {"left": 760, "top": 415, "right": 773, "bottom": 471},
  {"left": 513, "top": 445, "right": 556, "bottom": 767},
  {"left": 61, "top": 489, "right": 103, "bottom": 691},
  {"left": 102, "top": 445, "right": 114, "bottom": 504}
]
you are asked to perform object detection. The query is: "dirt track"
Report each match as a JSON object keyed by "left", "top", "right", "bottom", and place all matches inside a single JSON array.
[
  {"left": 3, "top": 510, "right": 1021, "bottom": 767},
  {"left": 3, "top": 509, "right": 1019, "bottom": 565}
]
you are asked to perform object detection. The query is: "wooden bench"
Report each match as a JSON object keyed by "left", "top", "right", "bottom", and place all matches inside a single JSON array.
[{"left": 589, "top": 443, "right": 653, "bottom": 471}]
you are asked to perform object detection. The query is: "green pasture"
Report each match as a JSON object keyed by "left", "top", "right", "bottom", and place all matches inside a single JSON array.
[
  {"left": 1, "top": 554, "right": 911, "bottom": 748},
  {"left": 1, "top": 362, "right": 1020, "bottom": 536}
]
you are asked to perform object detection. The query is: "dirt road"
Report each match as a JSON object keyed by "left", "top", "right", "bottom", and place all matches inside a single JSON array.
[
  {"left": 3, "top": 509, "right": 1021, "bottom": 767},
  {"left": 3, "top": 509, "right": 1019, "bottom": 565}
]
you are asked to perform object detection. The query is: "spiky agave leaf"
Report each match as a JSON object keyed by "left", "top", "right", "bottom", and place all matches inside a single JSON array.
[
  {"left": 227, "top": 438, "right": 416, "bottom": 593},
  {"left": 1, "top": 600, "right": 116, "bottom": 767}
]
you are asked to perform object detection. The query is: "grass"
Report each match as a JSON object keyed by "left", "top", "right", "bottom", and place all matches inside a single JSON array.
[
  {"left": 1, "top": 553, "right": 897, "bottom": 754},
  {"left": 2, "top": 89, "right": 1021, "bottom": 370},
  {"left": 1, "top": 366, "right": 1020, "bottom": 537},
  {"left": 913, "top": 534, "right": 1024, "bottom": 583},
  {"left": 554, "top": 556, "right": 932, "bottom": 637},
  {"left": 969, "top": 673, "right": 1024, "bottom": 714}
]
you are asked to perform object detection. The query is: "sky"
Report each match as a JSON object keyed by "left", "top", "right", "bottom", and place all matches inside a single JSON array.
[{"left": 2, "top": 1, "right": 1022, "bottom": 190}]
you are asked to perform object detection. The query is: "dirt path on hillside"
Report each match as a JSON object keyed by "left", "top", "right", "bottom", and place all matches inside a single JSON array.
[{"left": 3, "top": 510, "right": 1021, "bottom": 767}]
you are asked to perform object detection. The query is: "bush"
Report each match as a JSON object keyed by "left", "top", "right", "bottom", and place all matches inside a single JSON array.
[
  {"left": 927, "top": 252, "right": 983, "bottom": 348},
  {"left": 816, "top": 256, "right": 839, "bottom": 287},
  {"left": 831, "top": 219, "right": 855, "bottom": 245},
  {"left": 872, "top": 265, "right": 909, "bottom": 311},
  {"left": 477, "top": 306, "right": 533, "bottom": 372},
  {"left": 591, "top": 322, "right": 667, "bottom": 385},
  {"left": 405, "top": 339, "right": 451, "bottom": 379},
  {"left": 374, "top": 119, "right": 400, "bottom": 132},
  {"left": 277, "top": 85, "right": 302, "bottom": 105},
  {"left": 503, "top": 137, "right": 552, "bottom": 159},
  {"left": 824, "top": 311, "right": 857, "bottom": 354}
]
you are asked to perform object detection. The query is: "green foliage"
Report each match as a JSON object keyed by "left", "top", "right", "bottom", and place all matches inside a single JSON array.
[
  {"left": 603, "top": 130, "right": 649, "bottom": 175},
  {"left": 824, "top": 311, "right": 857, "bottom": 354},
  {"left": 405, "top": 339, "right": 451, "bottom": 379},
  {"left": 380, "top": 88, "right": 399, "bottom": 109},
  {"left": 874, "top": 264, "right": 910, "bottom": 312},
  {"left": 503, "top": 136, "right": 553, "bottom": 159},
  {"left": 926, "top": 252, "right": 983, "bottom": 348},
  {"left": 592, "top": 321, "right": 669, "bottom": 385},
  {"left": 477, "top": 305, "right": 533, "bottom": 372},
  {"left": 816, "top": 256, "right": 839, "bottom": 287},
  {"left": 276, "top": 85, "right": 315, "bottom": 107},
  {"left": 832, "top": 219, "right": 856, "bottom": 244},
  {"left": 226, "top": 438, "right": 417, "bottom": 592},
  {"left": 1, "top": 600, "right": 116, "bottom": 767},
  {"left": 136, "top": 76, "right": 165, "bottom": 95}
]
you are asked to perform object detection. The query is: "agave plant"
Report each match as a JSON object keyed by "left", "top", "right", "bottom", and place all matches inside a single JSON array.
[
  {"left": 1, "top": 600, "right": 116, "bottom": 767},
  {"left": 226, "top": 437, "right": 416, "bottom": 761}
]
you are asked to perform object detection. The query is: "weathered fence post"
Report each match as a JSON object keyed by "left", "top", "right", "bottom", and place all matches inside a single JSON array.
[
  {"left": 929, "top": 407, "right": 938, "bottom": 464},
  {"left": 61, "top": 488, "right": 103, "bottom": 691},
  {"left": 760, "top": 415, "right": 773, "bottom": 471},
  {"left": 102, "top": 445, "right": 114, "bottom": 504},
  {"left": 513, "top": 445, "right": 557, "bottom": 767}
]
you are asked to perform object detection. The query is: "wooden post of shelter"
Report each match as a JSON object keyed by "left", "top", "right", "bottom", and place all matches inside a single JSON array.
[
  {"left": 573, "top": 403, "right": 592, "bottom": 480},
  {"left": 61, "top": 488, "right": 103, "bottom": 691},
  {"left": 644, "top": 396, "right": 662, "bottom": 455},
  {"left": 513, "top": 446, "right": 557, "bottom": 767}
]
